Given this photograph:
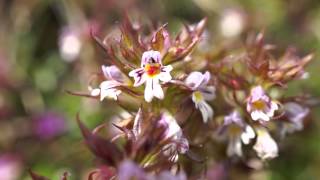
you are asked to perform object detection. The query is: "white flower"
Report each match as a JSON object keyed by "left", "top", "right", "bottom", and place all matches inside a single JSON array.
[
  {"left": 59, "top": 27, "right": 82, "bottom": 62},
  {"left": 253, "top": 127, "right": 278, "bottom": 160},
  {"left": 247, "top": 86, "right": 279, "bottom": 121},
  {"left": 185, "top": 71, "right": 215, "bottom": 123},
  {"left": 223, "top": 110, "right": 255, "bottom": 157},
  {"left": 89, "top": 65, "right": 124, "bottom": 101},
  {"left": 220, "top": 9, "right": 245, "bottom": 38},
  {"left": 159, "top": 112, "right": 189, "bottom": 162},
  {"left": 129, "top": 50, "right": 173, "bottom": 102}
]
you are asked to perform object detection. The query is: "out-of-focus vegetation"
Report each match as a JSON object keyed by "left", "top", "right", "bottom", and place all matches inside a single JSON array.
[{"left": 0, "top": 0, "right": 319, "bottom": 179}]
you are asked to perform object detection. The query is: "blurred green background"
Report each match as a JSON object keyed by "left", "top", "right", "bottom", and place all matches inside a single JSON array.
[{"left": 0, "top": 0, "right": 319, "bottom": 179}]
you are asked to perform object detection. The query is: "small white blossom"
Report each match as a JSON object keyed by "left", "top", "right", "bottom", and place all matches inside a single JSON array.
[
  {"left": 247, "top": 86, "right": 279, "bottom": 121},
  {"left": 129, "top": 50, "right": 173, "bottom": 102},
  {"left": 220, "top": 9, "right": 245, "bottom": 38},
  {"left": 253, "top": 127, "right": 278, "bottom": 160},
  {"left": 185, "top": 71, "right": 215, "bottom": 123},
  {"left": 89, "top": 65, "right": 124, "bottom": 101},
  {"left": 59, "top": 27, "right": 82, "bottom": 62}
]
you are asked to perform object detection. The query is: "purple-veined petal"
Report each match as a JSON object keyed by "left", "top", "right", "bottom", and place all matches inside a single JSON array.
[
  {"left": 129, "top": 68, "right": 146, "bottom": 87},
  {"left": 177, "top": 137, "right": 189, "bottom": 154},
  {"left": 141, "top": 50, "right": 161, "bottom": 66},
  {"left": 102, "top": 65, "right": 124, "bottom": 82}
]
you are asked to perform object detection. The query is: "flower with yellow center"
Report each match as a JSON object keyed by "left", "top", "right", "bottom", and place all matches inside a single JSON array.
[
  {"left": 185, "top": 71, "right": 216, "bottom": 123},
  {"left": 247, "top": 86, "right": 279, "bottom": 121},
  {"left": 129, "top": 50, "right": 173, "bottom": 102}
]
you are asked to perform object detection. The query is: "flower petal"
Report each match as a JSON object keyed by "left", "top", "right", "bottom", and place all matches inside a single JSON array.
[
  {"left": 250, "top": 86, "right": 266, "bottom": 102},
  {"left": 251, "top": 110, "right": 270, "bottom": 121},
  {"left": 158, "top": 71, "right": 172, "bottom": 83},
  {"left": 100, "top": 80, "right": 119, "bottom": 89},
  {"left": 185, "top": 71, "right": 205, "bottom": 90},
  {"left": 227, "top": 136, "right": 242, "bottom": 157},
  {"left": 141, "top": 50, "right": 161, "bottom": 66},
  {"left": 102, "top": 65, "right": 124, "bottom": 82},
  {"left": 90, "top": 88, "right": 100, "bottom": 96},
  {"left": 100, "top": 88, "right": 121, "bottom": 101},
  {"left": 266, "top": 101, "right": 279, "bottom": 117},
  {"left": 284, "top": 102, "right": 309, "bottom": 132},
  {"left": 129, "top": 68, "right": 146, "bottom": 87},
  {"left": 198, "top": 101, "right": 214, "bottom": 123},
  {"left": 253, "top": 127, "right": 278, "bottom": 160},
  {"left": 241, "top": 125, "right": 255, "bottom": 144},
  {"left": 201, "top": 71, "right": 211, "bottom": 86},
  {"left": 177, "top": 137, "right": 189, "bottom": 154},
  {"left": 144, "top": 78, "right": 154, "bottom": 102},
  {"left": 161, "top": 65, "right": 173, "bottom": 72},
  {"left": 152, "top": 78, "right": 164, "bottom": 99},
  {"left": 224, "top": 110, "right": 244, "bottom": 126}
]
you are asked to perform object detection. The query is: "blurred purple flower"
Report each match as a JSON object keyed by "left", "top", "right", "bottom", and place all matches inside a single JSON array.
[
  {"left": 206, "top": 162, "right": 228, "bottom": 180},
  {"left": 0, "top": 154, "right": 22, "bottom": 180},
  {"left": 117, "top": 160, "right": 186, "bottom": 180},
  {"left": 280, "top": 102, "right": 310, "bottom": 136},
  {"left": 118, "top": 160, "right": 148, "bottom": 180},
  {"left": 284, "top": 102, "right": 309, "bottom": 131},
  {"left": 34, "top": 112, "right": 67, "bottom": 140}
]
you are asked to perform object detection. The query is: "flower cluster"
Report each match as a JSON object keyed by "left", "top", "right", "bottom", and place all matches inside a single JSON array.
[{"left": 60, "top": 16, "right": 314, "bottom": 179}]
